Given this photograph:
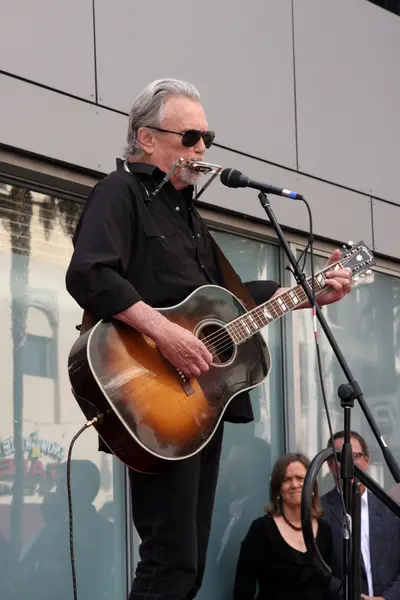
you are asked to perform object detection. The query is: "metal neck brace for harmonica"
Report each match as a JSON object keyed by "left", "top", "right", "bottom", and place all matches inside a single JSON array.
[{"left": 151, "top": 158, "right": 222, "bottom": 200}]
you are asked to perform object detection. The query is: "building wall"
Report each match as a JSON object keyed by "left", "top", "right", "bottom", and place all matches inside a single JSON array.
[{"left": 1, "top": 0, "right": 399, "bottom": 259}]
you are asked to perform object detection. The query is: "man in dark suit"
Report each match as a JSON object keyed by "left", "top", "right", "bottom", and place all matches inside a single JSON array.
[{"left": 321, "top": 430, "right": 400, "bottom": 600}]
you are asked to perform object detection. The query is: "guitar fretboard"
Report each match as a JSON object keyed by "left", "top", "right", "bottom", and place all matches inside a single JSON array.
[{"left": 226, "top": 261, "right": 343, "bottom": 344}]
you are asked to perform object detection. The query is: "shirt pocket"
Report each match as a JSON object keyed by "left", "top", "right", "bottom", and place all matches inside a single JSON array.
[{"left": 141, "top": 219, "right": 189, "bottom": 274}]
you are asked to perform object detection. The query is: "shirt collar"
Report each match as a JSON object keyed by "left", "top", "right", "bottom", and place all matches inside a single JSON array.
[
  {"left": 116, "top": 158, "right": 163, "bottom": 178},
  {"left": 335, "top": 487, "right": 368, "bottom": 502},
  {"left": 116, "top": 158, "right": 195, "bottom": 204}
]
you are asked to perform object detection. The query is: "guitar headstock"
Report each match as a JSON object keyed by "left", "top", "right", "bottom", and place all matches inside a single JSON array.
[{"left": 340, "top": 240, "right": 375, "bottom": 281}]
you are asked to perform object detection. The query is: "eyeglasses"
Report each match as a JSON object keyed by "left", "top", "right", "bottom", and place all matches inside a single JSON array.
[
  {"left": 333, "top": 451, "right": 366, "bottom": 462},
  {"left": 352, "top": 452, "right": 365, "bottom": 461},
  {"left": 147, "top": 126, "right": 215, "bottom": 149}
]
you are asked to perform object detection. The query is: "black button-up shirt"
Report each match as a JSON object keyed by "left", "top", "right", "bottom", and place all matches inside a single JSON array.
[{"left": 66, "top": 160, "right": 280, "bottom": 423}]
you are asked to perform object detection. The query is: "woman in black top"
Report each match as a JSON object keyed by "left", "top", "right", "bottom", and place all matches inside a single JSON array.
[{"left": 233, "top": 452, "right": 333, "bottom": 600}]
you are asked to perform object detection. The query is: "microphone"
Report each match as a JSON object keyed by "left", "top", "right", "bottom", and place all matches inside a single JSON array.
[{"left": 220, "top": 168, "right": 304, "bottom": 200}]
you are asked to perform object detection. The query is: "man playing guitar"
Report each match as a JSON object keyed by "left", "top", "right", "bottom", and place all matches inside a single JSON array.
[{"left": 66, "top": 78, "right": 352, "bottom": 600}]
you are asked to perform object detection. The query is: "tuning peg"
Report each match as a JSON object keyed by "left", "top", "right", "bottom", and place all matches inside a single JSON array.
[
  {"left": 348, "top": 240, "right": 354, "bottom": 247},
  {"left": 360, "top": 274, "right": 365, "bottom": 278},
  {"left": 366, "top": 269, "right": 372, "bottom": 275},
  {"left": 354, "top": 275, "right": 360, "bottom": 281}
]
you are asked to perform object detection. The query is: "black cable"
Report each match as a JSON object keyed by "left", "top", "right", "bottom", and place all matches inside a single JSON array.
[
  {"left": 286, "top": 240, "right": 310, "bottom": 280},
  {"left": 67, "top": 415, "right": 103, "bottom": 600},
  {"left": 301, "top": 198, "right": 348, "bottom": 596},
  {"left": 301, "top": 200, "right": 347, "bottom": 513}
]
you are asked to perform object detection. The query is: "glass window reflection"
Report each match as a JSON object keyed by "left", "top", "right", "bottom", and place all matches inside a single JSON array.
[
  {"left": 0, "top": 182, "right": 127, "bottom": 600},
  {"left": 293, "top": 252, "right": 400, "bottom": 493}
]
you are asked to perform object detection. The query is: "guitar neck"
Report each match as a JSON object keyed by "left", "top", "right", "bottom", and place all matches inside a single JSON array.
[{"left": 226, "top": 261, "right": 343, "bottom": 343}]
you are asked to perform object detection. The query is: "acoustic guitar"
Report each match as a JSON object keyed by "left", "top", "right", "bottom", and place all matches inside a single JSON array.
[{"left": 68, "top": 242, "right": 374, "bottom": 473}]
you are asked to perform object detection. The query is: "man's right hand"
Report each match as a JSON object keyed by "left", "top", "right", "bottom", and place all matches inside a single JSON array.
[
  {"left": 114, "top": 300, "right": 213, "bottom": 379},
  {"left": 155, "top": 321, "right": 213, "bottom": 378}
]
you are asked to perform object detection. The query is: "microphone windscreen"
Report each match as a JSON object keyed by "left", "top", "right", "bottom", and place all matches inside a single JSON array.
[{"left": 220, "top": 168, "right": 243, "bottom": 188}]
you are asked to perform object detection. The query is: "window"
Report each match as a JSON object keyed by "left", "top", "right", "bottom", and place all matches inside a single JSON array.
[
  {"left": 291, "top": 250, "right": 400, "bottom": 493},
  {"left": 0, "top": 181, "right": 127, "bottom": 600},
  {"left": 21, "top": 334, "right": 54, "bottom": 378}
]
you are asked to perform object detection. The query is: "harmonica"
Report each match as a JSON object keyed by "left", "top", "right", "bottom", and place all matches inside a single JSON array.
[
  {"left": 151, "top": 157, "right": 222, "bottom": 199},
  {"left": 184, "top": 159, "right": 222, "bottom": 175}
]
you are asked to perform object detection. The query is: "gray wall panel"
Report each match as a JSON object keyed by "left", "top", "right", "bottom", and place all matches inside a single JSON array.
[
  {"left": 0, "top": 74, "right": 376, "bottom": 257},
  {"left": 205, "top": 145, "right": 373, "bottom": 248},
  {"left": 0, "top": 0, "right": 95, "bottom": 99},
  {"left": 372, "top": 200, "right": 400, "bottom": 259},
  {"left": 94, "top": 0, "right": 297, "bottom": 169},
  {"left": 294, "top": 0, "right": 400, "bottom": 204},
  {"left": 0, "top": 75, "right": 127, "bottom": 173}
]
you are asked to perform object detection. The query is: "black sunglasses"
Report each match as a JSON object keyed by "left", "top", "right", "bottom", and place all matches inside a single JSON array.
[{"left": 147, "top": 126, "right": 215, "bottom": 149}]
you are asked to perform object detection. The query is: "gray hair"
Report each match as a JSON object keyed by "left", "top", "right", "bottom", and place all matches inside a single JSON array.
[{"left": 123, "top": 78, "right": 201, "bottom": 159}]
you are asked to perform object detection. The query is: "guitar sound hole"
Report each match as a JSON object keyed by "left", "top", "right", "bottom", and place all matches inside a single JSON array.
[{"left": 197, "top": 322, "right": 235, "bottom": 366}]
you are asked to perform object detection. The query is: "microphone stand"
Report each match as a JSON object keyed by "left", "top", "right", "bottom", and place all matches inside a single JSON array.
[
  {"left": 301, "top": 448, "right": 400, "bottom": 597},
  {"left": 338, "top": 384, "right": 355, "bottom": 600},
  {"left": 257, "top": 191, "right": 400, "bottom": 600},
  {"left": 352, "top": 479, "right": 362, "bottom": 600}
]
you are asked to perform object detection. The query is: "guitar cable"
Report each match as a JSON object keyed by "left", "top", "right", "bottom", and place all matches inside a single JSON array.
[
  {"left": 66, "top": 415, "right": 103, "bottom": 600},
  {"left": 296, "top": 199, "right": 349, "bottom": 596}
]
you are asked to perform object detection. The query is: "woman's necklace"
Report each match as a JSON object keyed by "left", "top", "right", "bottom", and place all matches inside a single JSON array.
[{"left": 281, "top": 510, "right": 302, "bottom": 531}]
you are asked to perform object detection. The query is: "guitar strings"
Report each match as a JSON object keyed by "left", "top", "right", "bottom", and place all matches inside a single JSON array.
[
  {"left": 198, "top": 259, "right": 348, "bottom": 356},
  {"left": 205, "top": 313, "right": 269, "bottom": 359},
  {"left": 204, "top": 303, "right": 277, "bottom": 358},
  {"left": 199, "top": 277, "right": 308, "bottom": 351},
  {"left": 206, "top": 255, "right": 360, "bottom": 360},
  {"left": 200, "top": 300, "right": 282, "bottom": 359},
  {"left": 200, "top": 290, "right": 304, "bottom": 357},
  {"left": 202, "top": 290, "right": 309, "bottom": 360},
  {"left": 200, "top": 280, "right": 309, "bottom": 351}
]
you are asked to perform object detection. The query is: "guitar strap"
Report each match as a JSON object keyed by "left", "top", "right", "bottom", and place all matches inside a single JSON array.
[
  {"left": 193, "top": 208, "right": 258, "bottom": 311},
  {"left": 80, "top": 310, "right": 95, "bottom": 335},
  {"left": 78, "top": 174, "right": 257, "bottom": 333}
]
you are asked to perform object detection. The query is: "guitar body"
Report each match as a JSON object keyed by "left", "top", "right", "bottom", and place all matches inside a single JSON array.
[{"left": 68, "top": 285, "right": 271, "bottom": 473}]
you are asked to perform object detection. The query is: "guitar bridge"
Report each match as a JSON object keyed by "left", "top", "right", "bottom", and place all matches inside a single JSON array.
[
  {"left": 176, "top": 369, "right": 195, "bottom": 396},
  {"left": 155, "top": 345, "right": 195, "bottom": 396}
]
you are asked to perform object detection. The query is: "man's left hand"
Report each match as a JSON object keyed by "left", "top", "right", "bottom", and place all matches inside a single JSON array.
[
  {"left": 360, "top": 595, "right": 385, "bottom": 600},
  {"left": 317, "top": 249, "right": 352, "bottom": 306}
]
